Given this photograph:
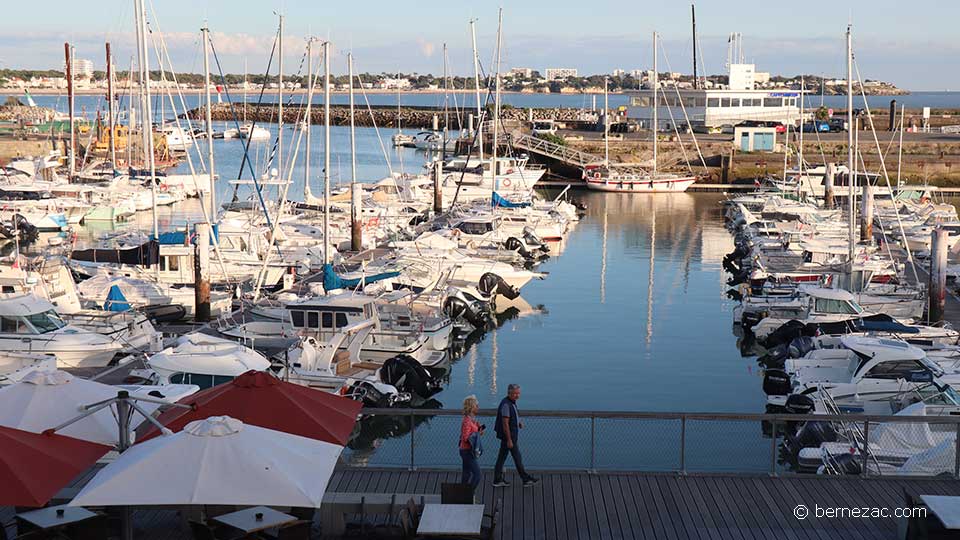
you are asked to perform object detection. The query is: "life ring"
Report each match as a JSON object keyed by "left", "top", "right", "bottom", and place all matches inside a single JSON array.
[
  {"left": 594, "top": 172, "right": 601, "bottom": 179},
  {"left": 502, "top": 178, "right": 512, "bottom": 187},
  {"left": 366, "top": 216, "right": 380, "bottom": 228}
]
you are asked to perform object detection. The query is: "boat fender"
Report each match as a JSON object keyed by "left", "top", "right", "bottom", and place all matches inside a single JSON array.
[{"left": 502, "top": 178, "right": 511, "bottom": 187}]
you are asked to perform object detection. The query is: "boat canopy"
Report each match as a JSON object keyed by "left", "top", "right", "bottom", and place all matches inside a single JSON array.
[
  {"left": 492, "top": 191, "right": 531, "bottom": 208},
  {"left": 0, "top": 293, "right": 56, "bottom": 316},
  {"left": 103, "top": 285, "right": 131, "bottom": 312},
  {"left": 72, "top": 240, "right": 160, "bottom": 266},
  {"left": 321, "top": 263, "right": 399, "bottom": 293},
  {"left": 800, "top": 287, "right": 855, "bottom": 302}
]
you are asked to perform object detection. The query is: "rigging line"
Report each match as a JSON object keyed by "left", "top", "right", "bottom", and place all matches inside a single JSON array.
[
  {"left": 208, "top": 32, "right": 278, "bottom": 236},
  {"left": 355, "top": 69, "right": 395, "bottom": 177},
  {"left": 852, "top": 55, "right": 919, "bottom": 287},
  {"left": 231, "top": 27, "right": 279, "bottom": 198},
  {"left": 657, "top": 38, "right": 706, "bottom": 170}
]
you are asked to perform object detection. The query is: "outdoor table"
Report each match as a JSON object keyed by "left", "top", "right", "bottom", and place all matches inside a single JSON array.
[
  {"left": 16, "top": 504, "right": 98, "bottom": 530},
  {"left": 920, "top": 495, "right": 960, "bottom": 529},
  {"left": 417, "top": 503, "right": 485, "bottom": 537},
  {"left": 319, "top": 492, "right": 441, "bottom": 535},
  {"left": 213, "top": 506, "right": 297, "bottom": 535}
]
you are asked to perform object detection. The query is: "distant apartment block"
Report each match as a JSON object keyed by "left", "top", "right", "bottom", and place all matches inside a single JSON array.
[
  {"left": 71, "top": 59, "right": 95, "bottom": 79},
  {"left": 509, "top": 67, "right": 534, "bottom": 78},
  {"left": 380, "top": 78, "right": 412, "bottom": 89},
  {"left": 612, "top": 69, "right": 626, "bottom": 77},
  {"left": 545, "top": 68, "right": 577, "bottom": 81}
]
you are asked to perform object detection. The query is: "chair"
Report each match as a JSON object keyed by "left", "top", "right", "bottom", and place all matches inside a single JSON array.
[
  {"left": 275, "top": 520, "right": 311, "bottom": 540},
  {"left": 441, "top": 483, "right": 474, "bottom": 504},
  {"left": 404, "top": 499, "right": 421, "bottom": 530},
  {"left": 188, "top": 520, "right": 218, "bottom": 540},
  {"left": 481, "top": 499, "right": 502, "bottom": 540}
]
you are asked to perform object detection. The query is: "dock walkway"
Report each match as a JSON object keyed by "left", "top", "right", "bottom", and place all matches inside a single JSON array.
[{"left": 9, "top": 468, "right": 956, "bottom": 540}]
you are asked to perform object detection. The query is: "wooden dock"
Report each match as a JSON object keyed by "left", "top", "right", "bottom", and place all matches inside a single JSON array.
[{"left": 7, "top": 468, "right": 958, "bottom": 539}]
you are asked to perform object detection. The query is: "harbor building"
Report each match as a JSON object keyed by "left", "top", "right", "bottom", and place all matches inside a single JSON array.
[
  {"left": 545, "top": 68, "right": 577, "bottom": 81},
  {"left": 625, "top": 62, "right": 803, "bottom": 131}
]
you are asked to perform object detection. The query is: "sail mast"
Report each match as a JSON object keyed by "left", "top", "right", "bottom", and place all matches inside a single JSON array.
[
  {"left": 106, "top": 42, "right": 116, "bottom": 171},
  {"left": 846, "top": 25, "right": 855, "bottom": 265},
  {"left": 652, "top": 31, "right": 658, "bottom": 176},
  {"left": 135, "top": 0, "right": 158, "bottom": 243},
  {"left": 603, "top": 77, "right": 609, "bottom": 166},
  {"left": 322, "top": 40, "right": 331, "bottom": 265},
  {"left": 470, "top": 18, "right": 483, "bottom": 161},
  {"left": 202, "top": 25, "right": 215, "bottom": 218},
  {"left": 492, "top": 8, "right": 503, "bottom": 183},
  {"left": 304, "top": 38, "right": 313, "bottom": 202}
]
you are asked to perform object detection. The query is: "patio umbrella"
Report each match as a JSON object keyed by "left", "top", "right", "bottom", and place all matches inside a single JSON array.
[
  {"left": 0, "top": 425, "right": 110, "bottom": 507},
  {"left": 71, "top": 416, "right": 342, "bottom": 507},
  {"left": 0, "top": 370, "right": 155, "bottom": 446},
  {"left": 140, "top": 370, "right": 361, "bottom": 445}
]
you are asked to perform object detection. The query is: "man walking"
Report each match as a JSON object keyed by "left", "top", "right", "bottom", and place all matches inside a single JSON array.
[{"left": 493, "top": 384, "right": 539, "bottom": 487}]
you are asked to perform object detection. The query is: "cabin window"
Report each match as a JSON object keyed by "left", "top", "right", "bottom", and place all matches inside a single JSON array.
[
  {"left": 0, "top": 316, "right": 23, "bottom": 333},
  {"left": 321, "top": 312, "right": 334, "bottom": 329},
  {"left": 763, "top": 98, "right": 783, "bottom": 107},
  {"left": 863, "top": 360, "right": 928, "bottom": 380},
  {"left": 291, "top": 310, "right": 305, "bottom": 327},
  {"left": 25, "top": 311, "right": 64, "bottom": 333},
  {"left": 707, "top": 98, "right": 720, "bottom": 107},
  {"left": 720, "top": 98, "right": 732, "bottom": 107},
  {"left": 170, "top": 372, "right": 233, "bottom": 390},
  {"left": 335, "top": 313, "right": 348, "bottom": 328},
  {"left": 814, "top": 298, "right": 859, "bottom": 315},
  {"left": 307, "top": 311, "right": 320, "bottom": 329},
  {"left": 0, "top": 286, "right": 14, "bottom": 293}
]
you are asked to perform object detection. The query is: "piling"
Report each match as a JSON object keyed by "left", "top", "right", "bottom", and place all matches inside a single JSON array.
[
  {"left": 527, "top": 108, "right": 534, "bottom": 123},
  {"left": 824, "top": 163, "right": 836, "bottom": 209},
  {"left": 432, "top": 115, "right": 439, "bottom": 132},
  {"left": 351, "top": 182, "right": 362, "bottom": 252},
  {"left": 433, "top": 160, "right": 443, "bottom": 213},
  {"left": 929, "top": 228, "right": 949, "bottom": 323},
  {"left": 860, "top": 182, "right": 873, "bottom": 241},
  {"left": 467, "top": 114, "right": 474, "bottom": 135},
  {"left": 194, "top": 223, "right": 211, "bottom": 322},
  {"left": 889, "top": 100, "right": 897, "bottom": 132}
]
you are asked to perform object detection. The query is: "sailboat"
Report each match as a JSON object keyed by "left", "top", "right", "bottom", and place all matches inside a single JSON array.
[
  {"left": 584, "top": 32, "right": 698, "bottom": 193},
  {"left": 391, "top": 71, "right": 415, "bottom": 147}
]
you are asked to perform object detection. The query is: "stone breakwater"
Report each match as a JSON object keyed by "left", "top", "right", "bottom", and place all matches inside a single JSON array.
[
  {"left": 0, "top": 105, "right": 60, "bottom": 122},
  {"left": 187, "top": 104, "right": 595, "bottom": 129}
]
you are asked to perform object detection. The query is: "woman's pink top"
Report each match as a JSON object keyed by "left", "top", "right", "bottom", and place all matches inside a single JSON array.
[{"left": 460, "top": 415, "right": 480, "bottom": 450}]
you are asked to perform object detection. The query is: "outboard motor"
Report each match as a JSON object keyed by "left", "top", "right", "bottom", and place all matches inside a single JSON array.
[
  {"left": 784, "top": 394, "right": 815, "bottom": 415},
  {"left": 443, "top": 296, "right": 490, "bottom": 329},
  {"left": 786, "top": 421, "right": 838, "bottom": 453},
  {"left": 788, "top": 336, "right": 816, "bottom": 359},
  {"left": 0, "top": 213, "right": 38, "bottom": 244},
  {"left": 762, "top": 369, "right": 792, "bottom": 396},
  {"left": 828, "top": 453, "right": 863, "bottom": 475},
  {"left": 761, "top": 320, "right": 809, "bottom": 348},
  {"left": 757, "top": 343, "right": 790, "bottom": 369},
  {"left": 478, "top": 272, "right": 520, "bottom": 300},
  {"left": 379, "top": 354, "right": 442, "bottom": 399},
  {"left": 522, "top": 228, "right": 548, "bottom": 253}
]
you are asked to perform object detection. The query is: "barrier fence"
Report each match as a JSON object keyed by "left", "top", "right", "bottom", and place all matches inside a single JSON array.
[{"left": 339, "top": 408, "right": 960, "bottom": 478}]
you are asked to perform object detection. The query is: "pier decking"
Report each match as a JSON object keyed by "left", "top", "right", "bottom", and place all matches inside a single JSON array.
[{"left": 8, "top": 468, "right": 957, "bottom": 539}]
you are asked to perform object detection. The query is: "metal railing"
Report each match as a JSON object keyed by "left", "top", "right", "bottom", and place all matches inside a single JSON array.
[
  {"left": 511, "top": 134, "right": 601, "bottom": 167},
  {"left": 340, "top": 408, "right": 960, "bottom": 478}
]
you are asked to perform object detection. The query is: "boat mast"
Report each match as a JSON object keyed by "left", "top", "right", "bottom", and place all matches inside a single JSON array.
[
  {"left": 492, "top": 8, "right": 503, "bottom": 182},
  {"left": 691, "top": 4, "right": 698, "bottom": 90},
  {"left": 603, "top": 77, "right": 609, "bottom": 166},
  {"left": 846, "top": 25, "right": 854, "bottom": 265},
  {"left": 470, "top": 18, "right": 483, "bottom": 161},
  {"left": 798, "top": 77, "right": 804, "bottom": 198},
  {"left": 135, "top": 0, "right": 158, "bottom": 243},
  {"left": 243, "top": 58, "right": 247, "bottom": 124},
  {"left": 442, "top": 43, "right": 449, "bottom": 158},
  {"left": 349, "top": 52, "right": 361, "bottom": 252},
  {"left": 65, "top": 43, "right": 74, "bottom": 180},
  {"left": 322, "top": 40, "right": 331, "bottom": 265},
  {"left": 652, "top": 31, "right": 658, "bottom": 176},
  {"left": 106, "top": 42, "right": 116, "bottom": 171},
  {"left": 304, "top": 38, "right": 313, "bottom": 202},
  {"left": 202, "top": 25, "right": 216, "bottom": 218},
  {"left": 277, "top": 13, "right": 284, "bottom": 190}
]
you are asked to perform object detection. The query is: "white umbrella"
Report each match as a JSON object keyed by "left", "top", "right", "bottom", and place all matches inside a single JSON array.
[
  {"left": 0, "top": 370, "right": 154, "bottom": 446},
  {"left": 70, "top": 416, "right": 342, "bottom": 508}
]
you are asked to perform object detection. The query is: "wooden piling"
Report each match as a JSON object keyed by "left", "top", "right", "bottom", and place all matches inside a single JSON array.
[
  {"left": 194, "top": 223, "right": 211, "bottom": 322},
  {"left": 351, "top": 182, "right": 362, "bottom": 252},
  {"left": 824, "top": 163, "right": 836, "bottom": 209},
  {"left": 860, "top": 182, "right": 873, "bottom": 241},
  {"left": 433, "top": 160, "right": 443, "bottom": 213},
  {"left": 929, "top": 228, "right": 949, "bottom": 323}
]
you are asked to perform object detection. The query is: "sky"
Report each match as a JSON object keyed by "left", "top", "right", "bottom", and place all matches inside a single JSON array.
[{"left": 0, "top": 0, "right": 957, "bottom": 90}]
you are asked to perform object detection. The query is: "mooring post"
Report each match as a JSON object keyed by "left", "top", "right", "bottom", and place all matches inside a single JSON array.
[
  {"left": 929, "top": 228, "right": 949, "bottom": 323},
  {"left": 860, "top": 182, "right": 873, "bottom": 242},
  {"left": 467, "top": 114, "right": 474, "bottom": 136},
  {"left": 433, "top": 159, "right": 443, "bottom": 213},
  {"left": 432, "top": 114, "right": 439, "bottom": 132},
  {"left": 194, "top": 222, "right": 211, "bottom": 322},
  {"left": 351, "top": 182, "right": 362, "bottom": 252},
  {"left": 824, "top": 162, "right": 836, "bottom": 209}
]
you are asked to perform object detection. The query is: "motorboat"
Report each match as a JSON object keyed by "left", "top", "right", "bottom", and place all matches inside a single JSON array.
[{"left": 131, "top": 333, "right": 271, "bottom": 390}]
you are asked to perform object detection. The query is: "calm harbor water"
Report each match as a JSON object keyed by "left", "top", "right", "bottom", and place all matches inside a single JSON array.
[{"left": 8, "top": 91, "right": 960, "bottom": 118}]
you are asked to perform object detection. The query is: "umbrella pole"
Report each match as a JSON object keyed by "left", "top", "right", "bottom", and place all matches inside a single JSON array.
[{"left": 117, "top": 395, "right": 134, "bottom": 540}]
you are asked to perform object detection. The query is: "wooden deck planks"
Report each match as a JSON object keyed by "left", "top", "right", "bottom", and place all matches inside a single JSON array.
[{"left": 10, "top": 469, "right": 960, "bottom": 540}]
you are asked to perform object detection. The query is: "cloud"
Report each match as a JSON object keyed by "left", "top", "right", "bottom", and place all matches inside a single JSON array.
[{"left": 416, "top": 37, "right": 435, "bottom": 58}]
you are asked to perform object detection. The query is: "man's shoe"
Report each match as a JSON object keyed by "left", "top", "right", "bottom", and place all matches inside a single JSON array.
[
  {"left": 492, "top": 479, "right": 510, "bottom": 488},
  {"left": 522, "top": 477, "right": 540, "bottom": 487}
]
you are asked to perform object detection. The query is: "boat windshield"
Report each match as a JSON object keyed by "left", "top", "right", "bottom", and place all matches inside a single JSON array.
[{"left": 25, "top": 310, "right": 67, "bottom": 334}]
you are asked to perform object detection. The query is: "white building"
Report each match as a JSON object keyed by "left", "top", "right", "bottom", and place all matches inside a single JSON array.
[
  {"left": 380, "top": 78, "right": 412, "bottom": 89},
  {"left": 545, "top": 68, "right": 577, "bottom": 81},
  {"left": 509, "top": 67, "right": 534, "bottom": 78},
  {"left": 625, "top": 88, "right": 803, "bottom": 130},
  {"left": 612, "top": 69, "right": 626, "bottom": 77},
  {"left": 728, "top": 63, "right": 756, "bottom": 90},
  {"left": 74, "top": 59, "right": 94, "bottom": 79}
]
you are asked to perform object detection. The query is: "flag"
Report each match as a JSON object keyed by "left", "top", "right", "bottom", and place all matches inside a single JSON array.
[{"left": 23, "top": 90, "right": 37, "bottom": 108}]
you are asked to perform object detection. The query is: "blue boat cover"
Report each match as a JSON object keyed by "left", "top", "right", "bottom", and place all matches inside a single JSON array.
[
  {"left": 153, "top": 224, "right": 220, "bottom": 245},
  {"left": 491, "top": 191, "right": 530, "bottom": 208},
  {"left": 322, "top": 263, "right": 400, "bottom": 291},
  {"left": 104, "top": 285, "right": 131, "bottom": 312}
]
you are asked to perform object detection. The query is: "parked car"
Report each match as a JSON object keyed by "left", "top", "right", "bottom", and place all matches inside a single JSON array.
[{"left": 801, "top": 121, "right": 831, "bottom": 133}]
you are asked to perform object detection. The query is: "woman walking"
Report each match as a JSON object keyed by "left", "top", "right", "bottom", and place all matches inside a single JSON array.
[{"left": 459, "top": 395, "right": 484, "bottom": 490}]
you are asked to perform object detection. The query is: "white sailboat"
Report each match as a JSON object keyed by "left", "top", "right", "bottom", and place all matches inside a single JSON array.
[{"left": 584, "top": 32, "right": 697, "bottom": 193}]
